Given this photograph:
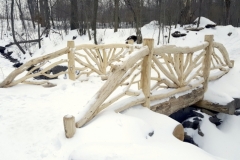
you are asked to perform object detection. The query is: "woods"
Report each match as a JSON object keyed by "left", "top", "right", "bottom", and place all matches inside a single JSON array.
[{"left": 1, "top": 0, "right": 239, "bottom": 53}]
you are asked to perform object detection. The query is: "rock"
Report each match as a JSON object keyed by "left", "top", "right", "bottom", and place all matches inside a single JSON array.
[
  {"left": 72, "top": 36, "right": 77, "bottom": 40},
  {"left": 182, "top": 120, "right": 199, "bottom": 130},
  {"left": 184, "top": 133, "right": 198, "bottom": 146},
  {"left": 184, "top": 27, "right": 204, "bottom": 31},
  {"left": 125, "top": 35, "right": 137, "bottom": 44},
  {"left": 50, "top": 65, "right": 68, "bottom": 75},
  {"left": 205, "top": 24, "right": 216, "bottom": 28},
  {"left": 172, "top": 124, "right": 184, "bottom": 141},
  {"left": 34, "top": 65, "right": 68, "bottom": 80},
  {"left": 0, "top": 51, "right": 19, "bottom": 63},
  {"left": 170, "top": 106, "right": 202, "bottom": 123},
  {"left": 209, "top": 115, "right": 222, "bottom": 126},
  {"left": 171, "top": 31, "right": 187, "bottom": 38},
  {"left": 0, "top": 46, "right": 5, "bottom": 53},
  {"left": 197, "top": 125, "right": 204, "bottom": 137},
  {"left": 228, "top": 32, "right": 232, "bottom": 36},
  {"left": 148, "top": 131, "right": 154, "bottom": 137},
  {"left": 192, "top": 110, "right": 204, "bottom": 118},
  {"left": 13, "top": 62, "right": 23, "bottom": 68}
]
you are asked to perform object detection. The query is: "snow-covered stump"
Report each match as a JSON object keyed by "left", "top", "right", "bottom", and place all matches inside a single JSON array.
[
  {"left": 63, "top": 115, "right": 76, "bottom": 138},
  {"left": 67, "top": 41, "right": 76, "bottom": 81}
]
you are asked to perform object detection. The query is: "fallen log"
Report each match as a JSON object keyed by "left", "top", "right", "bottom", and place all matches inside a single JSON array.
[
  {"left": 151, "top": 87, "right": 204, "bottom": 116},
  {"left": 5, "top": 38, "right": 42, "bottom": 47},
  {"left": 195, "top": 99, "right": 236, "bottom": 115}
]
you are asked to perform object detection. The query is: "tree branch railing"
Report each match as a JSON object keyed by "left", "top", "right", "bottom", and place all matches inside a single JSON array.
[
  {"left": 71, "top": 35, "right": 234, "bottom": 137},
  {"left": 0, "top": 35, "right": 234, "bottom": 139},
  {"left": 0, "top": 42, "right": 133, "bottom": 88}
]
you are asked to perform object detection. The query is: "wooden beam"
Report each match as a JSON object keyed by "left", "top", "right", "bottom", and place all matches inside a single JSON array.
[
  {"left": 203, "top": 35, "right": 213, "bottom": 92},
  {"left": 63, "top": 115, "right": 76, "bottom": 138},
  {"left": 151, "top": 87, "right": 204, "bottom": 115},
  {"left": 0, "top": 47, "right": 69, "bottom": 88},
  {"left": 67, "top": 41, "right": 76, "bottom": 80},
  {"left": 141, "top": 39, "right": 154, "bottom": 108},
  {"left": 75, "top": 48, "right": 149, "bottom": 128}
]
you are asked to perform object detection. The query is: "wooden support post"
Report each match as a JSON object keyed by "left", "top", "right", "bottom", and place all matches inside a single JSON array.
[
  {"left": 141, "top": 38, "right": 154, "bottom": 108},
  {"left": 102, "top": 49, "right": 107, "bottom": 75},
  {"left": 203, "top": 35, "right": 213, "bottom": 92},
  {"left": 127, "top": 39, "right": 134, "bottom": 45},
  {"left": 67, "top": 41, "right": 76, "bottom": 80},
  {"left": 127, "top": 39, "right": 134, "bottom": 54},
  {"left": 63, "top": 115, "right": 76, "bottom": 138}
]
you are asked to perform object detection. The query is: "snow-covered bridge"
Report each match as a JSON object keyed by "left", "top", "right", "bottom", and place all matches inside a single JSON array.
[{"left": 0, "top": 35, "right": 235, "bottom": 138}]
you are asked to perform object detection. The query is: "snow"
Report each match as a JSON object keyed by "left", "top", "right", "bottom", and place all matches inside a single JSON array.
[{"left": 0, "top": 17, "right": 240, "bottom": 160}]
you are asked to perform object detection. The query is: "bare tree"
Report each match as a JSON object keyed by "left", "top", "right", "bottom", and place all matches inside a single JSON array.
[
  {"left": 92, "top": 0, "right": 99, "bottom": 44},
  {"left": 5, "top": 0, "right": 10, "bottom": 31},
  {"left": 10, "top": 0, "right": 26, "bottom": 54},
  {"left": 27, "top": 0, "right": 36, "bottom": 29},
  {"left": 16, "top": 0, "right": 27, "bottom": 30},
  {"left": 197, "top": 0, "right": 203, "bottom": 27},
  {"left": 114, "top": 0, "right": 119, "bottom": 32},
  {"left": 157, "top": 0, "right": 162, "bottom": 45},
  {"left": 225, "top": 0, "right": 231, "bottom": 25},
  {"left": 70, "top": 0, "right": 79, "bottom": 30},
  {"left": 39, "top": 0, "right": 51, "bottom": 29},
  {"left": 124, "top": 0, "right": 143, "bottom": 44}
]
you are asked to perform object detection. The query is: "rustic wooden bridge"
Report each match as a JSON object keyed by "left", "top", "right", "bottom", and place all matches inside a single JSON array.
[{"left": 0, "top": 35, "right": 235, "bottom": 138}]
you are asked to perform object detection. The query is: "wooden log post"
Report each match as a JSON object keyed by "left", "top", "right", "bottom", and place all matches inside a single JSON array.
[
  {"left": 67, "top": 41, "right": 76, "bottom": 81},
  {"left": 203, "top": 35, "right": 213, "bottom": 92},
  {"left": 102, "top": 49, "right": 107, "bottom": 75},
  {"left": 140, "top": 38, "right": 154, "bottom": 108},
  {"left": 127, "top": 40, "right": 134, "bottom": 54},
  {"left": 127, "top": 39, "right": 134, "bottom": 45},
  {"left": 63, "top": 115, "right": 76, "bottom": 138}
]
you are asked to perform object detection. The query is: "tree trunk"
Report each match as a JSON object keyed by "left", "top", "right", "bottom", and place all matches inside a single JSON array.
[
  {"left": 5, "top": 0, "right": 10, "bottom": 31},
  {"left": 16, "top": 0, "right": 26, "bottom": 30},
  {"left": 36, "top": 0, "right": 41, "bottom": 48},
  {"left": 39, "top": 0, "right": 50, "bottom": 29},
  {"left": 10, "top": 0, "right": 25, "bottom": 54},
  {"left": 92, "top": 0, "right": 98, "bottom": 44},
  {"left": 225, "top": 0, "right": 231, "bottom": 25},
  {"left": 197, "top": 0, "right": 203, "bottom": 28},
  {"left": 124, "top": 0, "right": 142, "bottom": 44},
  {"left": 114, "top": 0, "right": 119, "bottom": 32},
  {"left": 49, "top": 0, "right": 55, "bottom": 29},
  {"left": 157, "top": 0, "right": 162, "bottom": 45},
  {"left": 70, "top": 0, "right": 79, "bottom": 30},
  {"left": 27, "top": 0, "right": 36, "bottom": 29}
]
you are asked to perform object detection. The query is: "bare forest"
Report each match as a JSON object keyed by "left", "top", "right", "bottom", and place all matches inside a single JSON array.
[{"left": 0, "top": 0, "right": 239, "bottom": 51}]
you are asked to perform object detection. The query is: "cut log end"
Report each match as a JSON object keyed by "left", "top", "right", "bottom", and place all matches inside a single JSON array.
[
  {"left": 63, "top": 115, "right": 76, "bottom": 138},
  {"left": 172, "top": 124, "right": 184, "bottom": 141}
]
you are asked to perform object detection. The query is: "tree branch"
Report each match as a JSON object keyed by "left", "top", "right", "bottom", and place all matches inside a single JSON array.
[{"left": 5, "top": 39, "right": 43, "bottom": 47}]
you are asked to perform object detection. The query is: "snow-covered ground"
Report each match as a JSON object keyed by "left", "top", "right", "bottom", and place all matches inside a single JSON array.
[{"left": 0, "top": 17, "right": 240, "bottom": 160}]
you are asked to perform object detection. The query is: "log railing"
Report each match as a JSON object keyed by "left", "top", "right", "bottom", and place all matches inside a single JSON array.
[
  {"left": 0, "top": 35, "right": 234, "bottom": 138},
  {"left": 72, "top": 35, "right": 234, "bottom": 133},
  {"left": 0, "top": 42, "right": 133, "bottom": 88}
]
